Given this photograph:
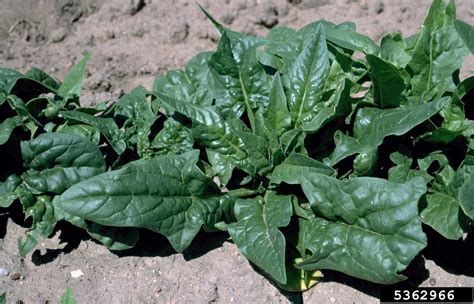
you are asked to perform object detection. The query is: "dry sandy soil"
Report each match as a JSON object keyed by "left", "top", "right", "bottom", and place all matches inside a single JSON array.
[{"left": 1, "top": 0, "right": 474, "bottom": 303}]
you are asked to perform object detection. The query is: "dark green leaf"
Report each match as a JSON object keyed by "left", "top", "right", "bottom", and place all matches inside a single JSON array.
[
  {"left": 272, "top": 169, "right": 427, "bottom": 284},
  {"left": 60, "top": 110, "right": 126, "bottom": 154},
  {"left": 408, "top": 0, "right": 468, "bottom": 97},
  {"left": 55, "top": 151, "right": 231, "bottom": 252},
  {"left": 287, "top": 23, "right": 330, "bottom": 128},
  {"left": 330, "top": 97, "right": 449, "bottom": 165},
  {"left": 228, "top": 192, "right": 293, "bottom": 284},
  {"left": 0, "top": 117, "right": 22, "bottom": 145},
  {"left": 366, "top": 54, "right": 406, "bottom": 108}
]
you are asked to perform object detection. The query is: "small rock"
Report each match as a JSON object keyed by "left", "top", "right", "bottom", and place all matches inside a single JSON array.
[
  {"left": 330, "top": 297, "right": 336, "bottom": 303},
  {"left": 70, "top": 269, "right": 84, "bottom": 278},
  {"left": 0, "top": 267, "right": 9, "bottom": 277},
  {"left": 288, "top": 0, "right": 329, "bottom": 9},
  {"left": 105, "top": 30, "right": 115, "bottom": 39},
  {"left": 169, "top": 20, "right": 189, "bottom": 43},
  {"left": 197, "top": 29, "right": 209, "bottom": 40},
  {"left": 82, "top": 33, "right": 95, "bottom": 46},
  {"left": 220, "top": 12, "right": 235, "bottom": 25},
  {"left": 10, "top": 272, "right": 21, "bottom": 280},
  {"left": 374, "top": 1, "right": 384, "bottom": 14},
  {"left": 127, "top": 0, "right": 146, "bottom": 15},
  {"left": 257, "top": 4, "right": 279, "bottom": 28},
  {"left": 49, "top": 27, "right": 68, "bottom": 43},
  {"left": 131, "top": 27, "right": 146, "bottom": 37},
  {"left": 429, "top": 278, "right": 437, "bottom": 286}
]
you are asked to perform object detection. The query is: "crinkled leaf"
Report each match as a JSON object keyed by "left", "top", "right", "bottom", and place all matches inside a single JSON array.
[
  {"left": 20, "top": 133, "right": 106, "bottom": 194},
  {"left": 114, "top": 86, "right": 156, "bottom": 158},
  {"left": 330, "top": 97, "right": 449, "bottom": 165},
  {"left": 60, "top": 110, "right": 126, "bottom": 154},
  {"left": 57, "top": 124, "right": 101, "bottom": 145},
  {"left": 0, "top": 175, "right": 22, "bottom": 208},
  {"left": 156, "top": 92, "right": 268, "bottom": 184},
  {"left": 209, "top": 31, "right": 269, "bottom": 124},
  {"left": 272, "top": 169, "right": 427, "bottom": 284},
  {"left": 301, "top": 78, "right": 353, "bottom": 132},
  {"left": 151, "top": 118, "right": 194, "bottom": 156},
  {"left": 228, "top": 193, "right": 293, "bottom": 284}
]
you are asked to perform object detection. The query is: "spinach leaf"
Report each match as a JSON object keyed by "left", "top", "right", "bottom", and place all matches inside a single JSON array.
[{"left": 55, "top": 151, "right": 232, "bottom": 252}]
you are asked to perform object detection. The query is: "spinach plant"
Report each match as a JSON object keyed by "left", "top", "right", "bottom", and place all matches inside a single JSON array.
[{"left": 0, "top": 0, "right": 473, "bottom": 291}]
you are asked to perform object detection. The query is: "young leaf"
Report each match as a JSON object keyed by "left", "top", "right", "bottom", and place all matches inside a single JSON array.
[
  {"left": 330, "top": 97, "right": 449, "bottom": 165},
  {"left": 420, "top": 164, "right": 472, "bottom": 239},
  {"left": 408, "top": 0, "right": 468, "bottom": 97},
  {"left": 263, "top": 73, "right": 291, "bottom": 136},
  {"left": 60, "top": 110, "right": 126, "bottom": 155},
  {"left": 151, "top": 118, "right": 194, "bottom": 156},
  {"left": 57, "top": 53, "right": 91, "bottom": 98},
  {"left": 454, "top": 19, "right": 474, "bottom": 54},
  {"left": 60, "top": 287, "right": 77, "bottom": 304},
  {"left": 209, "top": 32, "right": 269, "bottom": 127},
  {"left": 366, "top": 54, "right": 406, "bottom": 108},
  {"left": 227, "top": 193, "right": 293, "bottom": 284},
  {"left": 156, "top": 91, "right": 268, "bottom": 184},
  {"left": 287, "top": 23, "right": 330, "bottom": 128},
  {"left": 380, "top": 33, "right": 412, "bottom": 68},
  {"left": 301, "top": 78, "right": 353, "bottom": 132}
]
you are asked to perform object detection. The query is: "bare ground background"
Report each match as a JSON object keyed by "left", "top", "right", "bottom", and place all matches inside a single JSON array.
[{"left": 0, "top": 0, "right": 473, "bottom": 303}]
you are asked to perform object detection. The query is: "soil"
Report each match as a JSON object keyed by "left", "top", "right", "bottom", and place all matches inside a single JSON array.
[{"left": 1, "top": 0, "right": 474, "bottom": 303}]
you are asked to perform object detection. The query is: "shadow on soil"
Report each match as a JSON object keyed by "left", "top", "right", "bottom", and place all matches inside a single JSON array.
[
  {"left": 3, "top": 199, "right": 472, "bottom": 302},
  {"left": 422, "top": 226, "right": 474, "bottom": 277}
]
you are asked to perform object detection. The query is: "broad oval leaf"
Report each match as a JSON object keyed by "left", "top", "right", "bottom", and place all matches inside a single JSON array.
[{"left": 55, "top": 151, "right": 232, "bottom": 252}]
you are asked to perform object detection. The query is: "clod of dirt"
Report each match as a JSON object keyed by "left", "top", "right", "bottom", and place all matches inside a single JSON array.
[
  {"left": 257, "top": 3, "right": 279, "bottom": 28},
  {"left": 55, "top": 0, "right": 84, "bottom": 23},
  {"left": 105, "top": 30, "right": 115, "bottom": 39},
  {"left": 220, "top": 12, "right": 235, "bottom": 25},
  {"left": 287, "top": 0, "right": 329, "bottom": 9},
  {"left": 130, "top": 26, "right": 146, "bottom": 37},
  {"left": 127, "top": 0, "right": 146, "bottom": 16},
  {"left": 374, "top": 1, "right": 385, "bottom": 14},
  {"left": 169, "top": 20, "right": 189, "bottom": 44},
  {"left": 10, "top": 272, "right": 21, "bottom": 280},
  {"left": 49, "top": 27, "right": 68, "bottom": 43}
]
